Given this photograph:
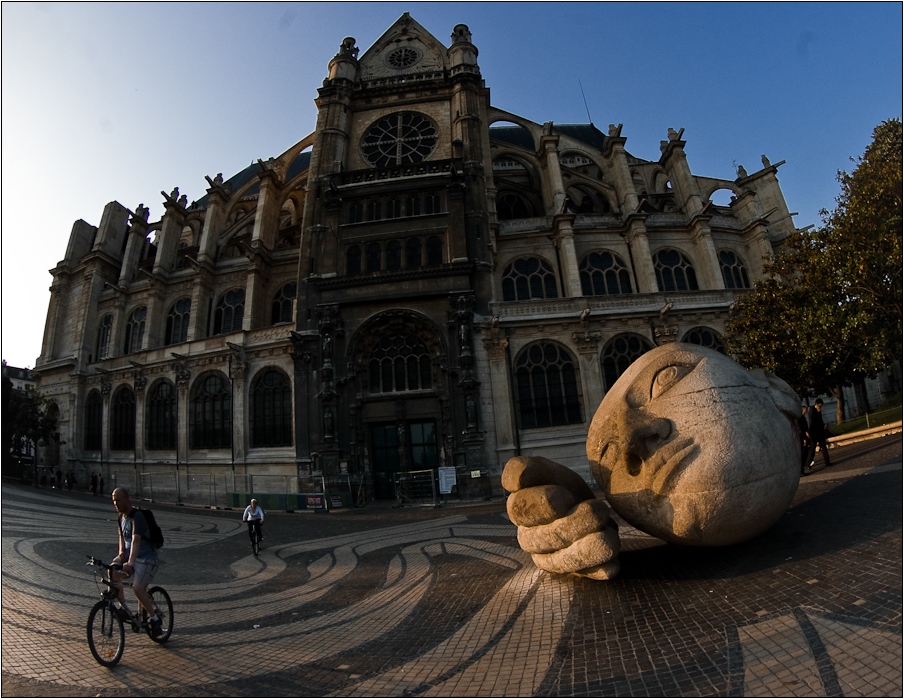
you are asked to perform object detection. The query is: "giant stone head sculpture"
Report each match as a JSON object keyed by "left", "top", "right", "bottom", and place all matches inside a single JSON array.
[{"left": 586, "top": 342, "right": 801, "bottom": 546}]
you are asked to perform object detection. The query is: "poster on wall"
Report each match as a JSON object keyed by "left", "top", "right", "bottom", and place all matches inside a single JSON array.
[{"left": 438, "top": 467, "right": 456, "bottom": 494}]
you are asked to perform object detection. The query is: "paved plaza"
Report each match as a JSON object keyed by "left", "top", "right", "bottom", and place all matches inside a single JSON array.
[{"left": 2, "top": 434, "right": 901, "bottom": 697}]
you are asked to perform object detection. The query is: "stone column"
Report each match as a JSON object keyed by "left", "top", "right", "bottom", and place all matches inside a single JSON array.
[
  {"left": 691, "top": 219, "right": 725, "bottom": 290},
  {"left": 118, "top": 206, "right": 150, "bottom": 288},
  {"left": 539, "top": 124, "right": 567, "bottom": 214},
  {"left": 196, "top": 186, "right": 228, "bottom": 265},
  {"left": 571, "top": 326, "right": 603, "bottom": 411},
  {"left": 133, "top": 371, "right": 147, "bottom": 465},
  {"left": 552, "top": 214, "right": 583, "bottom": 298},
  {"left": 144, "top": 285, "right": 166, "bottom": 349},
  {"left": 483, "top": 336, "right": 516, "bottom": 459},
  {"left": 174, "top": 363, "right": 191, "bottom": 465},
  {"left": 602, "top": 125, "right": 640, "bottom": 214},
  {"left": 229, "top": 354, "right": 248, "bottom": 462},
  {"left": 623, "top": 216, "right": 658, "bottom": 293},
  {"left": 660, "top": 129, "right": 704, "bottom": 217},
  {"left": 251, "top": 165, "right": 282, "bottom": 250},
  {"left": 39, "top": 281, "right": 65, "bottom": 364},
  {"left": 153, "top": 199, "right": 187, "bottom": 275},
  {"left": 100, "top": 379, "right": 112, "bottom": 466},
  {"left": 187, "top": 271, "right": 214, "bottom": 341}
]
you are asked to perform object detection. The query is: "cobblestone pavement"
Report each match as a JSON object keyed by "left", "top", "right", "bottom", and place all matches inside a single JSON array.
[{"left": 2, "top": 435, "right": 901, "bottom": 697}]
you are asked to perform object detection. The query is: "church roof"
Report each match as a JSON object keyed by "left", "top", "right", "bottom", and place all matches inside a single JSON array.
[
  {"left": 189, "top": 150, "right": 311, "bottom": 210},
  {"left": 489, "top": 123, "right": 608, "bottom": 153}
]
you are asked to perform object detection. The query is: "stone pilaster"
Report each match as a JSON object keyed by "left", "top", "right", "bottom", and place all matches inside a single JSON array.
[{"left": 552, "top": 214, "right": 583, "bottom": 298}]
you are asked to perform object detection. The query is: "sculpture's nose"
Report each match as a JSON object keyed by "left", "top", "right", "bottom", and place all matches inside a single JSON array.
[{"left": 618, "top": 409, "right": 672, "bottom": 476}]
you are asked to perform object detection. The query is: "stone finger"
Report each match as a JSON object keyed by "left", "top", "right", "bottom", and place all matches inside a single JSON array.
[
  {"left": 517, "top": 499, "right": 611, "bottom": 554},
  {"left": 506, "top": 485, "right": 576, "bottom": 527}
]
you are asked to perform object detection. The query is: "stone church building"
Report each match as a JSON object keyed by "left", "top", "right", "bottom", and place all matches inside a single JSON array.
[{"left": 34, "top": 14, "right": 800, "bottom": 504}]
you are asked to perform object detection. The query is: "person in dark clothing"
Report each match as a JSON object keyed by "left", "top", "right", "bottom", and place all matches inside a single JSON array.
[
  {"left": 805, "top": 399, "right": 832, "bottom": 469},
  {"left": 798, "top": 405, "right": 812, "bottom": 474}
]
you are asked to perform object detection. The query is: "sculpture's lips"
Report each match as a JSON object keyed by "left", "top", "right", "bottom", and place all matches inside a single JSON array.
[{"left": 646, "top": 437, "right": 698, "bottom": 494}]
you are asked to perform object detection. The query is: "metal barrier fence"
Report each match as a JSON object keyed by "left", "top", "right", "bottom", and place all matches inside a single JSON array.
[{"left": 394, "top": 469, "right": 438, "bottom": 507}]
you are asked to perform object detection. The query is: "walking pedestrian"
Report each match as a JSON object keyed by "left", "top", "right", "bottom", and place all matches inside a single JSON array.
[
  {"left": 805, "top": 399, "right": 832, "bottom": 469},
  {"left": 798, "top": 405, "right": 811, "bottom": 474}
]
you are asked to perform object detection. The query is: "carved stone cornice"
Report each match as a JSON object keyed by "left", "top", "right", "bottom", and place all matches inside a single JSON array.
[
  {"left": 483, "top": 337, "right": 509, "bottom": 361},
  {"left": 571, "top": 329, "right": 601, "bottom": 353}
]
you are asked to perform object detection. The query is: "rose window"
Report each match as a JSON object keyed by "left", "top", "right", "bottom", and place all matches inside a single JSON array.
[
  {"left": 361, "top": 112, "right": 438, "bottom": 168},
  {"left": 387, "top": 47, "right": 420, "bottom": 69}
]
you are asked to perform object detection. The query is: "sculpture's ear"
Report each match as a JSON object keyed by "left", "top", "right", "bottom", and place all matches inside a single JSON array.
[{"left": 748, "top": 368, "right": 800, "bottom": 420}]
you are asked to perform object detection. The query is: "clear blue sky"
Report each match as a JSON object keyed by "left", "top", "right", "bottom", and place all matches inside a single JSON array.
[{"left": 2, "top": 2, "right": 901, "bottom": 369}]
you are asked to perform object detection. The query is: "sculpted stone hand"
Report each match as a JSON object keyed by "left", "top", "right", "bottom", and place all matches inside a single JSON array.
[{"left": 503, "top": 456, "right": 621, "bottom": 580}]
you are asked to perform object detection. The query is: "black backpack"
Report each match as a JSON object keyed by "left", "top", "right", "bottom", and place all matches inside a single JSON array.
[{"left": 121, "top": 507, "right": 165, "bottom": 550}]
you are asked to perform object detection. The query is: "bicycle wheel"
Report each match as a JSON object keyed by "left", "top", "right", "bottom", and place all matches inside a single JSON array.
[
  {"left": 145, "top": 586, "right": 174, "bottom": 643},
  {"left": 252, "top": 529, "right": 260, "bottom": 555},
  {"left": 87, "top": 601, "right": 125, "bottom": 666}
]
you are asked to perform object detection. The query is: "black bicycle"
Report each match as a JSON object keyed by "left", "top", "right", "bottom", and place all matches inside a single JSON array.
[
  {"left": 85, "top": 556, "right": 173, "bottom": 666},
  {"left": 246, "top": 520, "right": 262, "bottom": 555}
]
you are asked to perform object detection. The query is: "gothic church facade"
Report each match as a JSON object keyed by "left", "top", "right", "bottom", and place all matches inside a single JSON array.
[{"left": 34, "top": 14, "right": 799, "bottom": 502}]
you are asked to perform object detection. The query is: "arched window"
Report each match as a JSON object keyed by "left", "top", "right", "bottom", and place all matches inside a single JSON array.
[
  {"left": 165, "top": 298, "right": 191, "bottom": 345},
  {"left": 110, "top": 386, "right": 136, "bottom": 450},
  {"left": 386, "top": 240, "right": 402, "bottom": 271},
  {"left": 146, "top": 380, "right": 177, "bottom": 450},
  {"left": 123, "top": 307, "right": 147, "bottom": 354},
  {"left": 96, "top": 314, "right": 113, "bottom": 361},
  {"left": 347, "top": 245, "right": 362, "bottom": 275},
  {"left": 580, "top": 251, "right": 633, "bottom": 296},
  {"left": 653, "top": 249, "right": 699, "bottom": 292},
  {"left": 602, "top": 334, "right": 654, "bottom": 390},
  {"left": 497, "top": 192, "right": 532, "bottom": 220},
  {"left": 386, "top": 198, "right": 402, "bottom": 219},
  {"left": 682, "top": 327, "right": 726, "bottom": 353},
  {"left": 424, "top": 193, "right": 442, "bottom": 214},
  {"left": 502, "top": 257, "right": 558, "bottom": 301},
  {"left": 514, "top": 342, "right": 583, "bottom": 429},
  {"left": 361, "top": 112, "right": 438, "bottom": 168},
  {"left": 213, "top": 289, "right": 245, "bottom": 335},
  {"left": 271, "top": 282, "right": 296, "bottom": 325},
  {"left": 251, "top": 369, "right": 293, "bottom": 448},
  {"left": 368, "top": 335, "right": 433, "bottom": 394},
  {"left": 405, "top": 238, "right": 422, "bottom": 268},
  {"left": 366, "top": 242, "right": 381, "bottom": 273},
  {"left": 426, "top": 236, "right": 443, "bottom": 267},
  {"left": 367, "top": 200, "right": 382, "bottom": 221},
  {"left": 348, "top": 202, "right": 364, "bottom": 224},
  {"left": 84, "top": 390, "right": 103, "bottom": 450},
  {"left": 406, "top": 195, "right": 421, "bottom": 217},
  {"left": 719, "top": 250, "right": 751, "bottom": 289},
  {"left": 190, "top": 373, "right": 231, "bottom": 449}
]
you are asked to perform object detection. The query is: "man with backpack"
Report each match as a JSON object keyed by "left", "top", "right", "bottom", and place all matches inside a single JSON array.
[{"left": 110, "top": 487, "right": 163, "bottom": 637}]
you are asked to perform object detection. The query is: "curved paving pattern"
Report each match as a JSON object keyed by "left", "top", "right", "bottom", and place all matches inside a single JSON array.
[{"left": 1, "top": 439, "right": 901, "bottom": 697}]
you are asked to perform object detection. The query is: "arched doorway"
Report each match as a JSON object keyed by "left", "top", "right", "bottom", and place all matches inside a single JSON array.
[{"left": 350, "top": 311, "right": 448, "bottom": 499}]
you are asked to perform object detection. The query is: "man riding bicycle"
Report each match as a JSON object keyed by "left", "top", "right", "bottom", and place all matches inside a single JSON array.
[
  {"left": 242, "top": 498, "right": 265, "bottom": 546},
  {"left": 110, "top": 487, "right": 163, "bottom": 637}
]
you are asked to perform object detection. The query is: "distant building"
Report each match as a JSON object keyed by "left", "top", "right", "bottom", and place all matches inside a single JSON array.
[
  {"left": 33, "top": 14, "right": 803, "bottom": 503},
  {"left": 3, "top": 361, "right": 36, "bottom": 393}
]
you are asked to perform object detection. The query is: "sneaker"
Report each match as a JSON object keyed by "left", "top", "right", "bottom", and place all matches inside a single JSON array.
[{"left": 149, "top": 615, "right": 163, "bottom": 638}]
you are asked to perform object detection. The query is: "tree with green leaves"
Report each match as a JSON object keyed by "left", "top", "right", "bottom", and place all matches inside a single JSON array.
[
  {"left": 727, "top": 119, "right": 902, "bottom": 422},
  {"left": 2, "top": 376, "right": 58, "bottom": 476}
]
